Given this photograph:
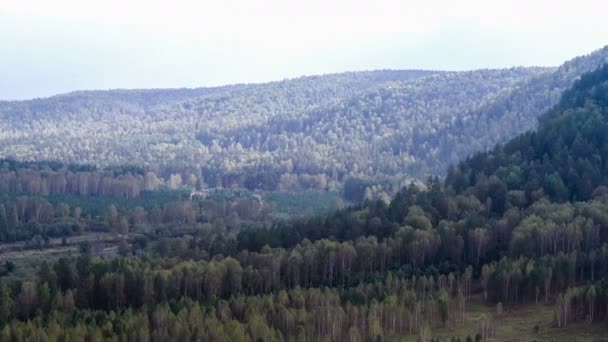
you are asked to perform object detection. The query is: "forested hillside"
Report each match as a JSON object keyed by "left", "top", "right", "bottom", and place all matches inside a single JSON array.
[
  {"left": 216, "top": 68, "right": 547, "bottom": 181},
  {"left": 1, "top": 61, "right": 608, "bottom": 340},
  {"left": 432, "top": 44, "right": 608, "bottom": 176},
  {"left": 2, "top": 47, "right": 606, "bottom": 191},
  {"left": 0, "top": 66, "right": 543, "bottom": 190},
  {"left": 2, "top": 48, "right": 608, "bottom": 191},
  {"left": 0, "top": 70, "right": 436, "bottom": 175}
]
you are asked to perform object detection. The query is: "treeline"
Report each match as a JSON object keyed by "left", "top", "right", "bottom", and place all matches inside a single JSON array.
[
  {"left": 237, "top": 186, "right": 608, "bottom": 263},
  {"left": 0, "top": 292, "right": 467, "bottom": 342},
  {"left": 0, "top": 159, "right": 159, "bottom": 199},
  {"left": 0, "top": 189, "right": 277, "bottom": 242},
  {"left": 0, "top": 253, "right": 473, "bottom": 341}
]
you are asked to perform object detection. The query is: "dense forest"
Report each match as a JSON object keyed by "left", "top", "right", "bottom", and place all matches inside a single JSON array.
[
  {"left": 1, "top": 55, "right": 608, "bottom": 340},
  {"left": 0, "top": 70, "right": 437, "bottom": 183},
  {"left": 0, "top": 48, "right": 583, "bottom": 195},
  {"left": 1, "top": 47, "right": 607, "bottom": 191}
]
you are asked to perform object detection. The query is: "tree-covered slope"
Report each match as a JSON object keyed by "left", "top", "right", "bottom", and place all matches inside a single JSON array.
[
  {"left": 449, "top": 62, "right": 608, "bottom": 204},
  {"left": 0, "top": 68, "right": 544, "bottom": 187},
  {"left": 434, "top": 45, "right": 608, "bottom": 176},
  {"left": 285, "top": 45, "right": 608, "bottom": 179},
  {"left": 225, "top": 67, "right": 549, "bottom": 180},
  {"left": 0, "top": 70, "right": 437, "bottom": 174},
  {"left": 1, "top": 47, "right": 607, "bottom": 190}
]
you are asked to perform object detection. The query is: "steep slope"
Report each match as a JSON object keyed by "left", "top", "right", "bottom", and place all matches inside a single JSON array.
[
  {"left": 290, "top": 45, "right": 608, "bottom": 179},
  {"left": 448, "top": 62, "right": 608, "bottom": 203},
  {"left": 245, "top": 46, "right": 608, "bottom": 181},
  {"left": 435, "top": 45, "right": 608, "bottom": 175}
]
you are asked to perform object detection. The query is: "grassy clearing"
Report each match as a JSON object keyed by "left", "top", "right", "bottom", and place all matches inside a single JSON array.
[
  {"left": 429, "top": 295, "right": 608, "bottom": 341},
  {"left": 263, "top": 190, "right": 345, "bottom": 219},
  {"left": 0, "top": 246, "right": 76, "bottom": 282},
  {"left": 0, "top": 232, "right": 118, "bottom": 282}
]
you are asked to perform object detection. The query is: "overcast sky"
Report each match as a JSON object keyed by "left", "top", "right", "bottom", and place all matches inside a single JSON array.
[{"left": 1, "top": 0, "right": 608, "bottom": 100}]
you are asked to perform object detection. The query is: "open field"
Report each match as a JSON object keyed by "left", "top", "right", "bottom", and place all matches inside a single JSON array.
[
  {"left": 0, "top": 246, "right": 76, "bottom": 281},
  {"left": 428, "top": 295, "right": 608, "bottom": 342},
  {"left": 0, "top": 232, "right": 121, "bottom": 281}
]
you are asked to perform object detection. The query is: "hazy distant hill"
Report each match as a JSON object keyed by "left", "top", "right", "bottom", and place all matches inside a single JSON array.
[
  {"left": 220, "top": 67, "right": 550, "bottom": 182},
  {"left": 0, "top": 46, "right": 607, "bottom": 190},
  {"left": 0, "top": 70, "right": 436, "bottom": 177}
]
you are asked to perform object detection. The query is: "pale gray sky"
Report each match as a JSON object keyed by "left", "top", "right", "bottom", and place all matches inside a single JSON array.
[{"left": 1, "top": 0, "right": 608, "bottom": 100}]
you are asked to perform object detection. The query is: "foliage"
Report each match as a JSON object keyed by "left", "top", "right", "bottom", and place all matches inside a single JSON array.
[{"left": 3, "top": 49, "right": 608, "bottom": 341}]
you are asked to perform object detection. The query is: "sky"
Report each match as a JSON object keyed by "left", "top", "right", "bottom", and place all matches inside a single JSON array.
[{"left": 1, "top": 0, "right": 608, "bottom": 100}]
